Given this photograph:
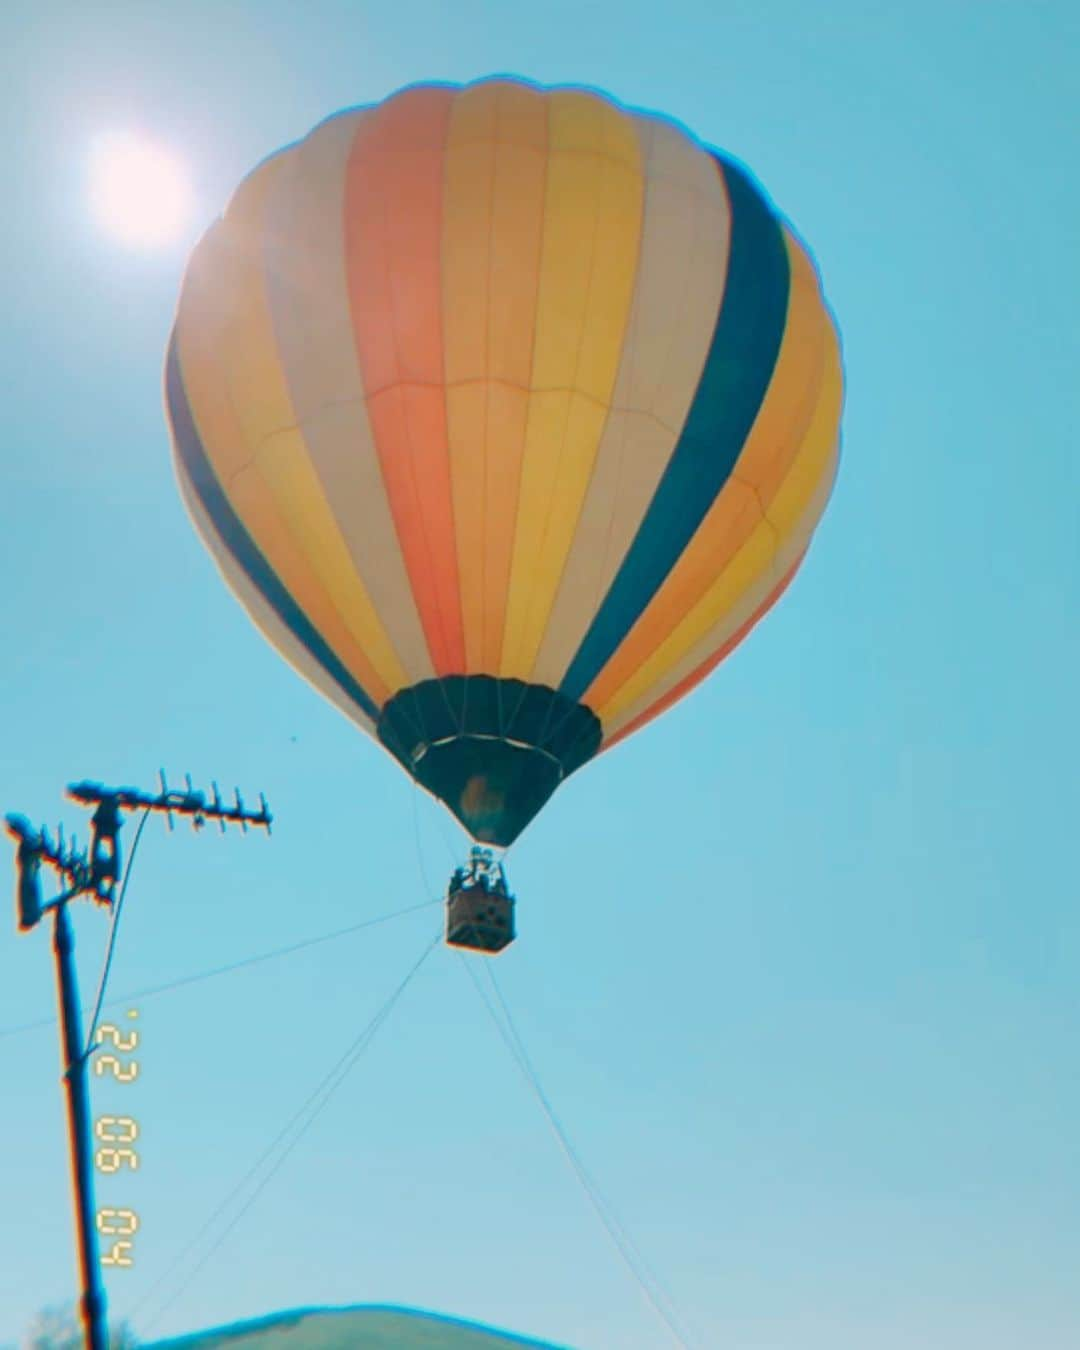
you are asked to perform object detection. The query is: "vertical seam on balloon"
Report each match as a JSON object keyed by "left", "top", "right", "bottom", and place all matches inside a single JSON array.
[
  {"left": 386, "top": 684, "right": 425, "bottom": 754},
  {"left": 514, "top": 146, "right": 601, "bottom": 678},
  {"left": 503, "top": 677, "right": 531, "bottom": 741},
  {"left": 437, "top": 107, "right": 465, "bottom": 692},
  {"left": 491, "top": 97, "right": 508, "bottom": 735},
  {"left": 434, "top": 96, "right": 462, "bottom": 732},
  {"left": 491, "top": 89, "right": 521, "bottom": 739},
  {"left": 347, "top": 105, "right": 427, "bottom": 685},
  {"left": 428, "top": 95, "right": 466, "bottom": 732},
  {"left": 478, "top": 94, "right": 498, "bottom": 679},
  {"left": 404, "top": 684, "right": 430, "bottom": 754},
  {"left": 496, "top": 94, "right": 550, "bottom": 681},
  {"left": 356, "top": 109, "right": 435, "bottom": 671},
  {"left": 380, "top": 171, "right": 440, "bottom": 666},
  {"left": 367, "top": 95, "right": 461, "bottom": 727},
  {"left": 516, "top": 104, "right": 638, "bottom": 687}
]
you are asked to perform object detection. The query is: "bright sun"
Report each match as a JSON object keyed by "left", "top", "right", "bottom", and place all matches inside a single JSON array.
[{"left": 89, "top": 131, "right": 193, "bottom": 248}]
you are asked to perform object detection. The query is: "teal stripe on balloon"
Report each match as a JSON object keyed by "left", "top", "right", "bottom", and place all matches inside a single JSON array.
[{"left": 559, "top": 153, "right": 790, "bottom": 705}]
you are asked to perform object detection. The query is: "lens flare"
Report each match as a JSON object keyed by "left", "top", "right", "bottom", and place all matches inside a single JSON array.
[{"left": 89, "top": 132, "right": 192, "bottom": 248}]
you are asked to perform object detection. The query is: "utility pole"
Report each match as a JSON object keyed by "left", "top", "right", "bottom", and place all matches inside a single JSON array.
[{"left": 6, "top": 773, "right": 271, "bottom": 1350}]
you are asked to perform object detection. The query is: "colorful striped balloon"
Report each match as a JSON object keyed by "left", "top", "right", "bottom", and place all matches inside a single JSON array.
[{"left": 166, "top": 78, "right": 843, "bottom": 847}]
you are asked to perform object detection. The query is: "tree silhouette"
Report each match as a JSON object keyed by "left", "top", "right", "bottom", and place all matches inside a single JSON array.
[{"left": 24, "top": 1303, "right": 138, "bottom": 1350}]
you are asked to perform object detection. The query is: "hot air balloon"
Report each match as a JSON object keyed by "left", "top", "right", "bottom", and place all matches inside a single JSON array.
[{"left": 165, "top": 78, "right": 843, "bottom": 951}]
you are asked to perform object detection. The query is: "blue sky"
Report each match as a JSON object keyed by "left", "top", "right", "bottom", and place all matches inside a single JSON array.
[{"left": 2, "top": 2, "right": 1078, "bottom": 1347}]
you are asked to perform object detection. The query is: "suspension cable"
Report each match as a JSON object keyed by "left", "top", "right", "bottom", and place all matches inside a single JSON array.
[
  {"left": 462, "top": 958, "right": 700, "bottom": 1350},
  {"left": 135, "top": 927, "right": 442, "bottom": 1334}
]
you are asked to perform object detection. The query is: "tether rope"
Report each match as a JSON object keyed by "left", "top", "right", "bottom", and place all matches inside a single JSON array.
[
  {"left": 462, "top": 956, "right": 700, "bottom": 1350},
  {"left": 135, "top": 927, "right": 442, "bottom": 1335}
]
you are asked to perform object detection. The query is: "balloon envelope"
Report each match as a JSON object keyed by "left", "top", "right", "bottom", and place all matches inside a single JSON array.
[{"left": 166, "top": 78, "right": 843, "bottom": 846}]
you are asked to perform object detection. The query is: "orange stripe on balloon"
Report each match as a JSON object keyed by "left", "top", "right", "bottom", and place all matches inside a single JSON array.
[
  {"left": 442, "top": 79, "right": 549, "bottom": 672},
  {"left": 599, "top": 552, "right": 805, "bottom": 753},
  {"left": 344, "top": 85, "right": 465, "bottom": 675}
]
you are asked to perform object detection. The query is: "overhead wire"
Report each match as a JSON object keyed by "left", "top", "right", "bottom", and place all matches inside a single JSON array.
[
  {"left": 135, "top": 925, "right": 442, "bottom": 1336},
  {"left": 461, "top": 957, "right": 700, "bottom": 1350},
  {"left": 0, "top": 897, "right": 441, "bottom": 1042},
  {"left": 16, "top": 769, "right": 689, "bottom": 1342}
]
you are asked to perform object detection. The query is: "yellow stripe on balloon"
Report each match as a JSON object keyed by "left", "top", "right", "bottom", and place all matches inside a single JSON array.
[
  {"left": 597, "top": 332, "right": 843, "bottom": 728},
  {"left": 250, "top": 428, "right": 408, "bottom": 700},
  {"left": 499, "top": 89, "right": 645, "bottom": 680},
  {"left": 176, "top": 466, "right": 377, "bottom": 738},
  {"left": 219, "top": 462, "right": 392, "bottom": 705},
  {"left": 442, "top": 80, "right": 548, "bottom": 672},
  {"left": 601, "top": 441, "right": 839, "bottom": 743},
  {"left": 177, "top": 146, "right": 406, "bottom": 704}
]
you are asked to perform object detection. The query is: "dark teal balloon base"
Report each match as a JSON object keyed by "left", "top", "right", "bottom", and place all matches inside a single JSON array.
[{"left": 377, "top": 676, "right": 601, "bottom": 847}]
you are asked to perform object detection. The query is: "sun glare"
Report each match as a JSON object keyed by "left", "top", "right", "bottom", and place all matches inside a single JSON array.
[{"left": 89, "top": 131, "right": 192, "bottom": 248}]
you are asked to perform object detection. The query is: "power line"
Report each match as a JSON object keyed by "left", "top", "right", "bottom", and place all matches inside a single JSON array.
[
  {"left": 134, "top": 928, "right": 442, "bottom": 1337},
  {"left": 0, "top": 898, "right": 440, "bottom": 1042},
  {"left": 462, "top": 958, "right": 700, "bottom": 1350}
]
